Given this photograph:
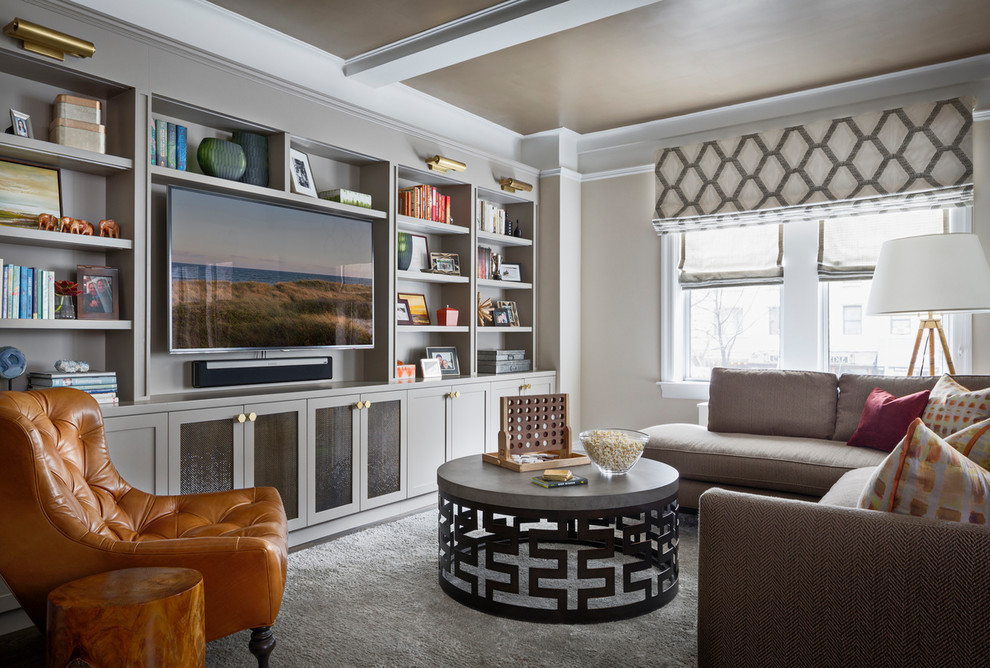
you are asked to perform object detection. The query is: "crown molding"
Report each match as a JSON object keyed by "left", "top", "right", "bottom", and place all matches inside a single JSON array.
[
  {"left": 975, "top": 108, "right": 990, "bottom": 121},
  {"left": 539, "top": 166, "right": 583, "bottom": 182},
  {"left": 581, "top": 164, "right": 654, "bottom": 182}
]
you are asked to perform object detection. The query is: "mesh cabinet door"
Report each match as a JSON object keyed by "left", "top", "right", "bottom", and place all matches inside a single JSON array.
[
  {"left": 309, "top": 397, "right": 361, "bottom": 523},
  {"left": 246, "top": 400, "right": 306, "bottom": 529},
  {"left": 170, "top": 408, "right": 243, "bottom": 495}
]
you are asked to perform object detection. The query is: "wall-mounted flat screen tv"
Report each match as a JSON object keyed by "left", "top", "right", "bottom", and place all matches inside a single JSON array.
[{"left": 168, "top": 186, "right": 374, "bottom": 353}]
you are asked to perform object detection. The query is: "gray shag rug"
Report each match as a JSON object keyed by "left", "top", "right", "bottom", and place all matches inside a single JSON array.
[{"left": 0, "top": 510, "right": 699, "bottom": 667}]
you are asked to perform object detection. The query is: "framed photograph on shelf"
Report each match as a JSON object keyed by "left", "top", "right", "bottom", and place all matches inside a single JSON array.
[
  {"left": 396, "top": 298, "right": 414, "bottom": 325},
  {"left": 9, "top": 110, "right": 32, "bottom": 138},
  {"left": 0, "top": 158, "right": 62, "bottom": 228},
  {"left": 426, "top": 346, "right": 460, "bottom": 376},
  {"left": 429, "top": 252, "right": 460, "bottom": 275},
  {"left": 492, "top": 307, "right": 511, "bottom": 326},
  {"left": 419, "top": 357, "right": 442, "bottom": 380},
  {"left": 497, "top": 300, "right": 519, "bottom": 326},
  {"left": 407, "top": 234, "right": 430, "bottom": 272},
  {"left": 499, "top": 263, "right": 522, "bottom": 282},
  {"left": 77, "top": 265, "right": 119, "bottom": 320},
  {"left": 288, "top": 148, "right": 318, "bottom": 197},
  {"left": 397, "top": 292, "right": 430, "bottom": 325}
]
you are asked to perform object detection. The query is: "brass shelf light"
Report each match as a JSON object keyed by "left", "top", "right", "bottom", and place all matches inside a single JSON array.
[
  {"left": 3, "top": 17, "right": 95, "bottom": 61},
  {"left": 499, "top": 177, "right": 533, "bottom": 193},
  {"left": 426, "top": 155, "right": 466, "bottom": 173}
]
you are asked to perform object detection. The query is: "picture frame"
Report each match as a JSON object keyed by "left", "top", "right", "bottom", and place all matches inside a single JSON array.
[
  {"left": 419, "top": 357, "right": 442, "bottom": 380},
  {"left": 0, "top": 157, "right": 62, "bottom": 228},
  {"left": 426, "top": 346, "right": 460, "bottom": 376},
  {"left": 9, "top": 109, "right": 32, "bottom": 138},
  {"left": 429, "top": 252, "right": 460, "bottom": 275},
  {"left": 407, "top": 234, "right": 430, "bottom": 272},
  {"left": 396, "top": 298, "right": 413, "bottom": 325},
  {"left": 397, "top": 292, "right": 430, "bottom": 325},
  {"left": 76, "top": 265, "right": 119, "bottom": 320},
  {"left": 288, "top": 148, "right": 318, "bottom": 197},
  {"left": 492, "top": 307, "right": 511, "bottom": 327},
  {"left": 497, "top": 300, "right": 519, "bottom": 326},
  {"left": 499, "top": 263, "right": 522, "bottom": 282}
]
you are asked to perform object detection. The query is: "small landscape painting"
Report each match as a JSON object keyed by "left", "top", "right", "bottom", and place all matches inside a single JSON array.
[{"left": 0, "top": 158, "right": 62, "bottom": 229}]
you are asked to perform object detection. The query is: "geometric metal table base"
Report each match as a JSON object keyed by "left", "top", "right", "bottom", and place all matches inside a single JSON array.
[{"left": 439, "top": 491, "right": 678, "bottom": 623}]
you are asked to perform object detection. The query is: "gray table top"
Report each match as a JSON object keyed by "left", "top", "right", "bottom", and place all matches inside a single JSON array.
[{"left": 437, "top": 456, "right": 679, "bottom": 512}]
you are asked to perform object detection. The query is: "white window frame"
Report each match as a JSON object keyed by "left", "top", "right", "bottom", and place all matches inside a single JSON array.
[{"left": 659, "top": 208, "right": 974, "bottom": 401}]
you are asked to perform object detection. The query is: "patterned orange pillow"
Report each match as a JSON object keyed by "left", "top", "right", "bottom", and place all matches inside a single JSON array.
[
  {"left": 945, "top": 417, "right": 990, "bottom": 470},
  {"left": 921, "top": 375, "right": 990, "bottom": 438},
  {"left": 858, "top": 418, "right": 990, "bottom": 524}
]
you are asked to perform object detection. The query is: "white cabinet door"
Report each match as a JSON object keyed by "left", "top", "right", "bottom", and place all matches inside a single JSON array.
[
  {"left": 406, "top": 385, "right": 449, "bottom": 497},
  {"left": 449, "top": 382, "right": 490, "bottom": 460},
  {"left": 104, "top": 413, "right": 168, "bottom": 495}
]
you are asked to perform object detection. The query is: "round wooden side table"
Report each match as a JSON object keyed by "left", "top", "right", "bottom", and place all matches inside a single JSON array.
[{"left": 46, "top": 567, "right": 205, "bottom": 668}]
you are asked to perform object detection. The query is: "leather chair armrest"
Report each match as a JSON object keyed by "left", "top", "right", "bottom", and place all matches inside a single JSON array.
[{"left": 697, "top": 489, "right": 990, "bottom": 667}]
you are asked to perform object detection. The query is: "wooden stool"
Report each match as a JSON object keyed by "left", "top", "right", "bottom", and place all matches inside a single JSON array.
[{"left": 47, "top": 567, "right": 205, "bottom": 668}]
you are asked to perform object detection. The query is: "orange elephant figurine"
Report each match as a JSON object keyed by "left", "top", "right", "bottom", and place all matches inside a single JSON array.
[
  {"left": 37, "top": 213, "right": 58, "bottom": 231},
  {"left": 68, "top": 219, "right": 94, "bottom": 235},
  {"left": 59, "top": 216, "right": 74, "bottom": 233},
  {"left": 98, "top": 219, "right": 120, "bottom": 238}
]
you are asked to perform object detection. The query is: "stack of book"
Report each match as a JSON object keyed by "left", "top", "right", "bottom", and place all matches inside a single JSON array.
[
  {"left": 1, "top": 262, "right": 56, "bottom": 319},
  {"left": 151, "top": 118, "right": 187, "bottom": 171},
  {"left": 28, "top": 370, "right": 118, "bottom": 406},
  {"left": 398, "top": 184, "right": 451, "bottom": 223},
  {"left": 477, "top": 349, "right": 531, "bottom": 374},
  {"left": 477, "top": 200, "right": 506, "bottom": 234}
]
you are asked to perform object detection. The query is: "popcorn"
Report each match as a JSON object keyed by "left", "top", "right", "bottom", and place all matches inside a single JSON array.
[{"left": 580, "top": 429, "right": 646, "bottom": 474}]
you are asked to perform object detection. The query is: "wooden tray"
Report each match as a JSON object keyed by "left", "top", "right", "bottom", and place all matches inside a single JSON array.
[{"left": 482, "top": 450, "right": 590, "bottom": 472}]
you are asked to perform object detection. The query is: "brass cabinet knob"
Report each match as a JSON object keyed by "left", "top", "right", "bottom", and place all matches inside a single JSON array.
[
  {"left": 364, "top": 401, "right": 372, "bottom": 408},
  {"left": 354, "top": 401, "right": 363, "bottom": 409},
  {"left": 454, "top": 391, "right": 460, "bottom": 398},
  {"left": 248, "top": 412, "right": 257, "bottom": 422},
  {"left": 237, "top": 413, "right": 247, "bottom": 423}
]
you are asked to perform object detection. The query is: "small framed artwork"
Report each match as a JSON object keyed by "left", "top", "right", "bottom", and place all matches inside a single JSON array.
[
  {"left": 77, "top": 265, "right": 119, "bottom": 320},
  {"left": 420, "top": 357, "right": 442, "bottom": 380},
  {"left": 397, "top": 292, "right": 430, "bottom": 325},
  {"left": 429, "top": 252, "right": 460, "bottom": 275},
  {"left": 499, "top": 263, "right": 522, "bottom": 282},
  {"left": 497, "top": 300, "right": 519, "bottom": 326},
  {"left": 0, "top": 158, "right": 62, "bottom": 228},
  {"left": 289, "top": 148, "right": 318, "bottom": 197},
  {"left": 426, "top": 346, "right": 460, "bottom": 376},
  {"left": 492, "top": 307, "right": 511, "bottom": 326},
  {"left": 407, "top": 234, "right": 430, "bottom": 272},
  {"left": 9, "top": 110, "right": 32, "bottom": 138},
  {"left": 396, "top": 298, "right": 414, "bottom": 325}
]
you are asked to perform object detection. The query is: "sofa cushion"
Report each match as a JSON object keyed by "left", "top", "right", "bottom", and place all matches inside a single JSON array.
[
  {"left": 818, "top": 467, "right": 878, "bottom": 507},
  {"left": 923, "top": 375, "right": 990, "bottom": 438},
  {"left": 833, "top": 374, "right": 938, "bottom": 442},
  {"left": 947, "top": 417, "right": 990, "bottom": 470},
  {"left": 846, "top": 387, "right": 930, "bottom": 452},
  {"left": 859, "top": 418, "right": 990, "bottom": 524},
  {"left": 708, "top": 368, "right": 838, "bottom": 440},
  {"left": 642, "top": 423, "right": 887, "bottom": 497}
]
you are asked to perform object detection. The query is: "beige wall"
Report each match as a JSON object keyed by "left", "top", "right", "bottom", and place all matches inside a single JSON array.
[
  {"left": 973, "top": 117, "right": 990, "bottom": 373},
  {"left": 579, "top": 172, "right": 698, "bottom": 431}
]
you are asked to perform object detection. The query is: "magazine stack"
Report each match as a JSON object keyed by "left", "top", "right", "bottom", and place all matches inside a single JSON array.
[{"left": 28, "top": 370, "right": 118, "bottom": 406}]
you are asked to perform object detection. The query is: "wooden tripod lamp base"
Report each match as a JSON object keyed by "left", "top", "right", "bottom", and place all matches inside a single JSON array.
[{"left": 907, "top": 311, "right": 955, "bottom": 377}]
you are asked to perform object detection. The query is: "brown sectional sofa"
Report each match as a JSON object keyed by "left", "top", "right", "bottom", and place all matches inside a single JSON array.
[
  {"left": 645, "top": 368, "right": 990, "bottom": 666},
  {"left": 643, "top": 367, "right": 990, "bottom": 509}
]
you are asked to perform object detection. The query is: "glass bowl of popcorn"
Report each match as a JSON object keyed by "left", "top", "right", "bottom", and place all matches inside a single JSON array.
[{"left": 578, "top": 428, "right": 648, "bottom": 476}]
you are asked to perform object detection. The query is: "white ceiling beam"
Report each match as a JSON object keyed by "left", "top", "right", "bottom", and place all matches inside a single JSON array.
[{"left": 343, "top": 0, "right": 662, "bottom": 87}]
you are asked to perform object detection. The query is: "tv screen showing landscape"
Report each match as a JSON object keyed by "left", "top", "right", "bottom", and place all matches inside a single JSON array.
[{"left": 168, "top": 186, "right": 374, "bottom": 352}]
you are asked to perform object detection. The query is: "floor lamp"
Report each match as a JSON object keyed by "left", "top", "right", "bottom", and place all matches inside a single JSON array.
[{"left": 866, "top": 233, "right": 990, "bottom": 376}]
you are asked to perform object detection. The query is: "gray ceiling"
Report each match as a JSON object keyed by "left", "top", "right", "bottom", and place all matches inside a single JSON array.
[{"left": 208, "top": 0, "right": 990, "bottom": 135}]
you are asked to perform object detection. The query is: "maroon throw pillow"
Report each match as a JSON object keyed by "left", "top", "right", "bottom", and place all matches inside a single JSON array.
[{"left": 847, "top": 387, "right": 931, "bottom": 452}]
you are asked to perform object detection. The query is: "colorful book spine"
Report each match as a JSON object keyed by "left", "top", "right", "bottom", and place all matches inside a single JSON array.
[
  {"left": 176, "top": 125, "right": 187, "bottom": 171},
  {"left": 30, "top": 376, "right": 118, "bottom": 387},
  {"left": 0, "top": 258, "right": 4, "bottom": 318},
  {"left": 531, "top": 475, "right": 588, "bottom": 488},
  {"left": 19, "top": 266, "right": 28, "bottom": 319},
  {"left": 166, "top": 122, "right": 177, "bottom": 169},
  {"left": 156, "top": 119, "right": 167, "bottom": 167},
  {"left": 150, "top": 120, "right": 156, "bottom": 165}
]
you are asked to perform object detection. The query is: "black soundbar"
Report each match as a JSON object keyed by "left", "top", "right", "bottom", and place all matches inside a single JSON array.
[{"left": 192, "top": 357, "right": 332, "bottom": 388}]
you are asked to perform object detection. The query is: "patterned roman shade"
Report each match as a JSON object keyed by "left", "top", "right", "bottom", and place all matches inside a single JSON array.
[{"left": 653, "top": 97, "right": 974, "bottom": 234}]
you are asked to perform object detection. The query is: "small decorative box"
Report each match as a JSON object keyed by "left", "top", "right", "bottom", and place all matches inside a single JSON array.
[
  {"left": 53, "top": 94, "right": 102, "bottom": 124},
  {"left": 49, "top": 117, "right": 106, "bottom": 154},
  {"left": 319, "top": 188, "right": 372, "bottom": 209},
  {"left": 437, "top": 307, "right": 458, "bottom": 326},
  {"left": 396, "top": 363, "right": 416, "bottom": 381}
]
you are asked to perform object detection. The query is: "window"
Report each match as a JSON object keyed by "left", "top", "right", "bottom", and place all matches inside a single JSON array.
[{"left": 661, "top": 208, "right": 971, "bottom": 397}]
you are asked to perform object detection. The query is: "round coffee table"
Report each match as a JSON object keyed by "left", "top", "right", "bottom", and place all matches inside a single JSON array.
[{"left": 437, "top": 456, "right": 679, "bottom": 623}]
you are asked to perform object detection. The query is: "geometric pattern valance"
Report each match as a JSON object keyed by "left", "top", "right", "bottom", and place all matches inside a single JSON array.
[{"left": 653, "top": 97, "right": 974, "bottom": 235}]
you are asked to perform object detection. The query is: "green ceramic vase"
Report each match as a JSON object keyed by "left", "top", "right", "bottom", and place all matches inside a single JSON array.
[{"left": 197, "top": 138, "right": 246, "bottom": 181}]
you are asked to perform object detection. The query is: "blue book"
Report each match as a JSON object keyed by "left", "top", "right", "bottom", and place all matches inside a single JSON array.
[
  {"left": 20, "top": 266, "right": 29, "bottom": 319},
  {"left": 150, "top": 121, "right": 156, "bottom": 165},
  {"left": 167, "top": 122, "right": 177, "bottom": 169},
  {"left": 176, "top": 125, "right": 187, "bottom": 171},
  {"left": 156, "top": 119, "right": 167, "bottom": 167}
]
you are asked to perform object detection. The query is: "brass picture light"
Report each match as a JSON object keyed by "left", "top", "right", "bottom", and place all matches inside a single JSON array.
[
  {"left": 3, "top": 18, "right": 95, "bottom": 61},
  {"left": 426, "top": 155, "right": 466, "bottom": 173},
  {"left": 499, "top": 177, "right": 533, "bottom": 193}
]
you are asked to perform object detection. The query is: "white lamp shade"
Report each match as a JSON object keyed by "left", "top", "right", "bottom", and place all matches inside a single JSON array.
[{"left": 866, "top": 233, "right": 990, "bottom": 315}]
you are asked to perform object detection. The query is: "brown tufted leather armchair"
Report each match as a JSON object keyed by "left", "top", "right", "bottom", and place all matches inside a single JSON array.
[{"left": 0, "top": 388, "right": 288, "bottom": 667}]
